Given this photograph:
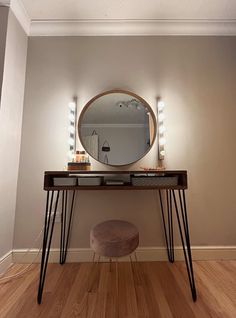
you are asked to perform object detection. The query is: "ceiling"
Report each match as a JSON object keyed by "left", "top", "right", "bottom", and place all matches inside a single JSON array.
[
  {"left": 21, "top": 0, "right": 236, "bottom": 20},
  {"left": 3, "top": 0, "right": 236, "bottom": 36},
  {"left": 81, "top": 93, "right": 148, "bottom": 125}
]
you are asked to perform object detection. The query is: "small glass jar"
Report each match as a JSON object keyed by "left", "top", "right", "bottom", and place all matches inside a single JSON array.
[
  {"left": 76, "top": 150, "right": 86, "bottom": 163},
  {"left": 76, "top": 150, "right": 90, "bottom": 163}
]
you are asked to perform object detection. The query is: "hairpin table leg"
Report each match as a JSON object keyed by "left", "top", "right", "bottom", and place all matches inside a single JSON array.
[
  {"left": 172, "top": 189, "right": 197, "bottom": 301},
  {"left": 159, "top": 190, "right": 174, "bottom": 263},
  {"left": 37, "top": 190, "right": 60, "bottom": 304},
  {"left": 60, "top": 190, "right": 76, "bottom": 264}
]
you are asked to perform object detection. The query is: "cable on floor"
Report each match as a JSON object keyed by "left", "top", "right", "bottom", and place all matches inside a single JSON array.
[{"left": 0, "top": 226, "right": 44, "bottom": 284}]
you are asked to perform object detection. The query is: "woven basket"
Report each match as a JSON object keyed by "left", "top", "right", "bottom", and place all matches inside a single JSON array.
[{"left": 131, "top": 176, "right": 178, "bottom": 187}]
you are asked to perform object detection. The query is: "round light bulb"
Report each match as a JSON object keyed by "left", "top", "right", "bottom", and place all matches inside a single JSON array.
[
  {"left": 69, "top": 102, "right": 76, "bottom": 111},
  {"left": 68, "top": 114, "right": 75, "bottom": 122},
  {"left": 68, "top": 138, "right": 75, "bottom": 146},
  {"left": 158, "top": 113, "right": 165, "bottom": 122},
  {"left": 68, "top": 126, "right": 75, "bottom": 134},
  {"left": 159, "top": 125, "right": 166, "bottom": 134},
  {"left": 158, "top": 101, "right": 165, "bottom": 110},
  {"left": 159, "top": 137, "right": 166, "bottom": 146}
]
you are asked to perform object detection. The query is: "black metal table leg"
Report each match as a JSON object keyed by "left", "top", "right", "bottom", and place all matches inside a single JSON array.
[
  {"left": 159, "top": 190, "right": 174, "bottom": 262},
  {"left": 37, "top": 190, "right": 60, "bottom": 304},
  {"left": 60, "top": 190, "right": 76, "bottom": 264},
  {"left": 172, "top": 189, "right": 197, "bottom": 301}
]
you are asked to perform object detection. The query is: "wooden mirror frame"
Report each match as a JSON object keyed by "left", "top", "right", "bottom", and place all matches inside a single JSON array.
[{"left": 78, "top": 89, "right": 157, "bottom": 166}]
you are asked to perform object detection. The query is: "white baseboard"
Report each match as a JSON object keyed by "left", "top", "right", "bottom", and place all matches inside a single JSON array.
[
  {"left": 0, "top": 251, "right": 13, "bottom": 275},
  {"left": 12, "top": 246, "right": 236, "bottom": 264}
]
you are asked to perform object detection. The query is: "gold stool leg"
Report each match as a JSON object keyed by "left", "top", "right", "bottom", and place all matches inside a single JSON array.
[
  {"left": 92, "top": 252, "right": 95, "bottom": 263},
  {"left": 130, "top": 251, "right": 141, "bottom": 287},
  {"left": 109, "top": 258, "right": 112, "bottom": 272},
  {"left": 88, "top": 252, "right": 96, "bottom": 292},
  {"left": 115, "top": 258, "right": 118, "bottom": 296},
  {"left": 88, "top": 253, "right": 100, "bottom": 293},
  {"left": 129, "top": 254, "right": 135, "bottom": 278},
  {"left": 115, "top": 258, "right": 119, "bottom": 318}
]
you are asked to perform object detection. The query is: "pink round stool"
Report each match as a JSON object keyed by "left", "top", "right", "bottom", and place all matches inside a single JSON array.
[{"left": 90, "top": 220, "right": 139, "bottom": 259}]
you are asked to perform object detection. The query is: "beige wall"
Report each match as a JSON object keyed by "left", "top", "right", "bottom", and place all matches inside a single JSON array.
[
  {"left": 14, "top": 36, "right": 236, "bottom": 250},
  {"left": 0, "top": 6, "right": 9, "bottom": 102},
  {"left": 0, "top": 10, "right": 28, "bottom": 258}
]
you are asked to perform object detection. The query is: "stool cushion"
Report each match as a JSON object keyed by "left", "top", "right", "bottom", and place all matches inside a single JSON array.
[{"left": 90, "top": 220, "right": 139, "bottom": 258}]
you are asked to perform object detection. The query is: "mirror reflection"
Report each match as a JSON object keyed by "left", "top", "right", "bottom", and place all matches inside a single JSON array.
[{"left": 79, "top": 90, "right": 156, "bottom": 166}]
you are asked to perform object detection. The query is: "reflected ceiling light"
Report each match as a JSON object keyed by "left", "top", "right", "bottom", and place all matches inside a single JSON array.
[{"left": 116, "top": 99, "right": 144, "bottom": 110}]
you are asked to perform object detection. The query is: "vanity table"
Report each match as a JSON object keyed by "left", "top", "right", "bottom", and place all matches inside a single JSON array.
[
  {"left": 37, "top": 169, "right": 197, "bottom": 304},
  {"left": 37, "top": 89, "right": 197, "bottom": 304}
]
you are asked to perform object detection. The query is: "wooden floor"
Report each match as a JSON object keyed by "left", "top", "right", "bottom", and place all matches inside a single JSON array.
[{"left": 0, "top": 261, "right": 235, "bottom": 317}]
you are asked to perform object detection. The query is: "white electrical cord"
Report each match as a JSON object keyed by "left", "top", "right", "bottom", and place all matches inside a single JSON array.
[{"left": 0, "top": 226, "right": 44, "bottom": 284}]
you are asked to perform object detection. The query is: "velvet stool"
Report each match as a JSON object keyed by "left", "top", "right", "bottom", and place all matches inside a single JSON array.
[
  {"left": 89, "top": 220, "right": 139, "bottom": 297},
  {"left": 90, "top": 219, "right": 139, "bottom": 260}
]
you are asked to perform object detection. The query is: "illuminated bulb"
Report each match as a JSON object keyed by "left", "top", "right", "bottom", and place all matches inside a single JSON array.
[
  {"left": 69, "top": 102, "right": 76, "bottom": 111},
  {"left": 159, "top": 125, "right": 166, "bottom": 134},
  {"left": 159, "top": 137, "right": 166, "bottom": 146},
  {"left": 68, "top": 138, "right": 75, "bottom": 146},
  {"left": 158, "top": 101, "right": 165, "bottom": 111},
  {"left": 160, "top": 150, "right": 165, "bottom": 157},
  {"left": 158, "top": 113, "right": 165, "bottom": 122},
  {"left": 68, "top": 113, "right": 75, "bottom": 122},
  {"left": 68, "top": 126, "right": 75, "bottom": 134}
]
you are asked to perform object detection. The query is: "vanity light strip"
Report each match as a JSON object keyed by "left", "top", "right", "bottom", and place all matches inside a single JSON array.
[
  {"left": 68, "top": 99, "right": 77, "bottom": 161},
  {"left": 157, "top": 100, "right": 165, "bottom": 160}
]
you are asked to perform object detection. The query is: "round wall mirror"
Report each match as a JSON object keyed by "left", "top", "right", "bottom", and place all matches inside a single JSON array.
[{"left": 78, "top": 90, "right": 156, "bottom": 166}]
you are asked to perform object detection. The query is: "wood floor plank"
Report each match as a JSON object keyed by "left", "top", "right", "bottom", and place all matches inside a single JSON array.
[
  {"left": 118, "top": 262, "right": 139, "bottom": 318},
  {"left": 138, "top": 263, "right": 163, "bottom": 318},
  {"left": 0, "top": 265, "right": 39, "bottom": 318},
  {"left": 199, "top": 261, "right": 236, "bottom": 303},
  {"left": 0, "top": 261, "right": 235, "bottom": 318},
  {"left": 194, "top": 262, "right": 236, "bottom": 318},
  {"left": 168, "top": 262, "right": 214, "bottom": 318},
  {"left": 147, "top": 263, "right": 173, "bottom": 318},
  {"left": 178, "top": 261, "right": 227, "bottom": 318},
  {"left": 60, "top": 263, "right": 92, "bottom": 318},
  {"left": 0, "top": 264, "right": 29, "bottom": 303},
  {"left": 47, "top": 263, "right": 81, "bottom": 317},
  {"left": 15, "top": 264, "right": 64, "bottom": 318},
  {"left": 149, "top": 262, "right": 196, "bottom": 318},
  {"left": 131, "top": 262, "right": 151, "bottom": 317}
]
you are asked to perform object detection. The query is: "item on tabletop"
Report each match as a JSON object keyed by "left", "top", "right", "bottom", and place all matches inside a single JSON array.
[
  {"left": 67, "top": 162, "right": 91, "bottom": 171},
  {"left": 75, "top": 150, "right": 90, "bottom": 163}
]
